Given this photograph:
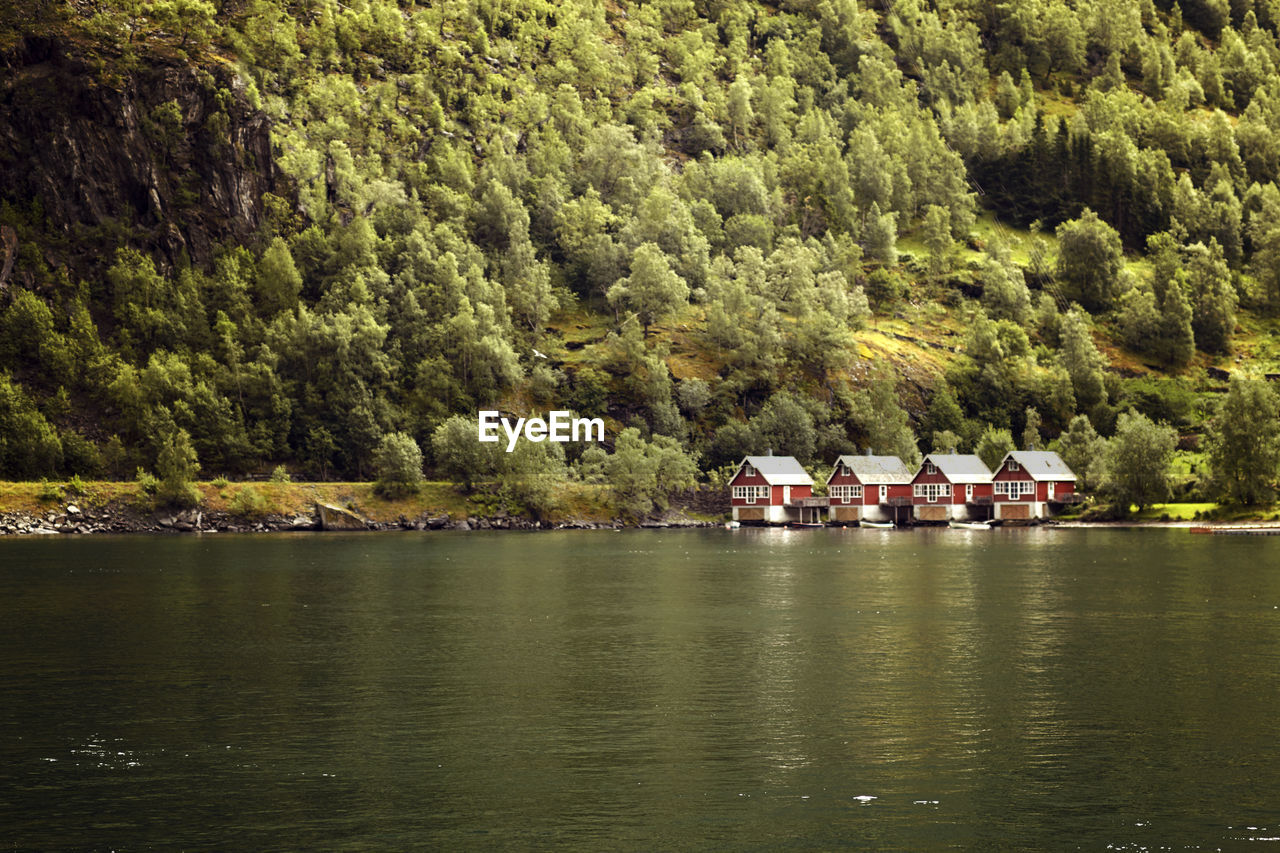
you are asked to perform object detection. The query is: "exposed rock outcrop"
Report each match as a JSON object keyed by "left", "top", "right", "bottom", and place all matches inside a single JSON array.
[
  {"left": 0, "top": 36, "right": 279, "bottom": 276},
  {"left": 315, "top": 502, "right": 368, "bottom": 531}
]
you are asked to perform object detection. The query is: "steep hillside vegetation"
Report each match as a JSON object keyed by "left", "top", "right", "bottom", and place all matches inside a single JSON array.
[{"left": 3, "top": 0, "right": 1280, "bottom": 501}]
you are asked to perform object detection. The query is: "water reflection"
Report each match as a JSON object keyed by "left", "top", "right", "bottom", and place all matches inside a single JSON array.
[{"left": 2, "top": 529, "right": 1280, "bottom": 848}]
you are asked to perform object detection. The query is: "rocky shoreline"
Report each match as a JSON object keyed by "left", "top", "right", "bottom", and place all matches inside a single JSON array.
[{"left": 0, "top": 499, "right": 719, "bottom": 537}]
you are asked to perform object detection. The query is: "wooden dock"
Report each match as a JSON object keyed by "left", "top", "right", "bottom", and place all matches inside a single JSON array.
[{"left": 1189, "top": 525, "right": 1280, "bottom": 535}]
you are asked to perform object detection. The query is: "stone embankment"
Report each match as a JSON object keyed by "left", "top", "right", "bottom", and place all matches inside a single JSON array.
[{"left": 0, "top": 500, "right": 716, "bottom": 537}]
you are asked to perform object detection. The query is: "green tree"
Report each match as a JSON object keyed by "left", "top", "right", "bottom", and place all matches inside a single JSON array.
[
  {"left": 975, "top": 425, "right": 1016, "bottom": 471},
  {"left": 1055, "top": 209, "right": 1124, "bottom": 312},
  {"left": 0, "top": 373, "right": 62, "bottom": 479},
  {"left": 852, "top": 368, "right": 922, "bottom": 469},
  {"left": 374, "top": 432, "right": 423, "bottom": 498},
  {"left": 1129, "top": 232, "right": 1195, "bottom": 367},
  {"left": 156, "top": 426, "right": 201, "bottom": 507},
  {"left": 980, "top": 255, "right": 1032, "bottom": 325},
  {"left": 752, "top": 391, "right": 817, "bottom": 465},
  {"left": 931, "top": 429, "right": 962, "bottom": 453},
  {"left": 257, "top": 236, "right": 303, "bottom": 316},
  {"left": 1100, "top": 410, "right": 1177, "bottom": 511},
  {"left": 431, "top": 416, "right": 496, "bottom": 492},
  {"left": 1022, "top": 407, "right": 1042, "bottom": 451},
  {"left": 921, "top": 204, "right": 954, "bottom": 277},
  {"left": 497, "top": 438, "right": 566, "bottom": 520},
  {"left": 1060, "top": 309, "right": 1108, "bottom": 412},
  {"left": 922, "top": 382, "right": 967, "bottom": 444},
  {"left": 1155, "top": 272, "right": 1196, "bottom": 367},
  {"left": 605, "top": 427, "right": 698, "bottom": 518},
  {"left": 1205, "top": 379, "right": 1280, "bottom": 505},
  {"left": 1055, "top": 414, "right": 1105, "bottom": 492},
  {"left": 1183, "top": 239, "right": 1237, "bottom": 354},
  {"left": 147, "top": 0, "right": 219, "bottom": 49},
  {"left": 607, "top": 243, "right": 690, "bottom": 334},
  {"left": 862, "top": 202, "right": 898, "bottom": 264}
]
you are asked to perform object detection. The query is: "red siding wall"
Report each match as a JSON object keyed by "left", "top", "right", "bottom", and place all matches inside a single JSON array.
[
  {"left": 992, "top": 465, "right": 1033, "bottom": 502},
  {"left": 912, "top": 467, "right": 994, "bottom": 505},
  {"left": 992, "top": 463, "right": 1076, "bottom": 502},
  {"left": 964, "top": 482, "right": 993, "bottom": 503},
  {"left": 1046, "top": 481, "right": 1075, "bottom": 499},
  {"left": 863, "top": 483, "right": 913, "bottom": 505},
  {"left": 730, "top": 469, "right": 767, "bottom": 487},
  {"left": 828, "top": 468, "right": 863, "bottom": 505},
  {"left": 729, "top": 467, "right": 774, "bottom": 507},
  {"left": 911, "top": 466, "right": 954, "bottom": 505},
  {"left": 830, "top": 468, "right": 914, "bottom": 506}
]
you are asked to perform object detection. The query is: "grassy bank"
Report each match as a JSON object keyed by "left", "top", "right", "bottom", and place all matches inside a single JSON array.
[
  {"left": 0, "top": 480, "right": 619, "bottom": 525},
  {"left": 1129, "top": 503, "right": 1280, "bottom": 523}
]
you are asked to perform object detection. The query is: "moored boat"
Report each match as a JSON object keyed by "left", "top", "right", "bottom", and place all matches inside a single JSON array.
[
  {"left": 948, "top": 519, "right": 991, "bottom": 530},
  {"left": 859, "top": 520, "right": 894, "bottom": 529}
]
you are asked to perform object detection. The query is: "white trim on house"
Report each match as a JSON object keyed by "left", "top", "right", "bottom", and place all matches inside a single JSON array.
[
  {"left": 914, "top": 482, "right": 951, "bottom": 502},
  {"left": 830, "top": 485, "right": 863, "bottom": 501},
  {"left": 995, "top": 480, "right": 1035, "bottom": 498}
]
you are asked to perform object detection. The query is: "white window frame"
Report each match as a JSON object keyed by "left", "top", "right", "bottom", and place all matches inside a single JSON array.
[
  {"left": 1008, "top": 460, "right": 1020, "bottom": 472},
  {"left": 830, "top": 485, "right": 863, "bottom": 502},
  {"left": 879, "top": 484, "right": 888, "bottom": 502},
  {"left": 925, "top": 462, "right": 937, "bottom": 475},
  {"left": 732, "top": 485, "right": 770, "bottom": 503},
  {"left": 914, "top": 482, "right": 951, "bottom": 503},
  {"left": 997, "top": 480, "right": 1034, "bottom": 499}
]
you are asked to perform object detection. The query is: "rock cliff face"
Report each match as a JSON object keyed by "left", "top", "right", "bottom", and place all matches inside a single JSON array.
[{"left": 0, "top": 36, "right": 278, "bottom": 276}]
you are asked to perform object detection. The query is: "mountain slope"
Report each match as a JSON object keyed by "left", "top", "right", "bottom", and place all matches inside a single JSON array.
[{"left": 1, "top": 0, "right": 1278, "bottom": 492}]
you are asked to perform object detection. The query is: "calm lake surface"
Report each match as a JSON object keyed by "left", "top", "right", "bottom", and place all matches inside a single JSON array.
[{"left": 3, "top": 527, "right": 1280, "bottom": 850}]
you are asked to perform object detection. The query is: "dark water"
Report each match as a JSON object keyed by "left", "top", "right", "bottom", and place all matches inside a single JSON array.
[{"left": 3, "top": 527, "right": 1280, "bottom": 850}]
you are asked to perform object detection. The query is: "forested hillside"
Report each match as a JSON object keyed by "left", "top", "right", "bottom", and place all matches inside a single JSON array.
[{"left": 4, "top": 0, "right": 1280, "bottom": 505}]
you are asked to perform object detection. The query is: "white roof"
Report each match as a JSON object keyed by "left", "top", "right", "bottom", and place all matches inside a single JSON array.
[
  {"left": 738, "top": 456, "right": 813, "bottom": 486},
  {"left": 921, "top": 453, "right": 993, "bottom": 484},
  {"left": 827, "top": 454, "right": 914, "bottom": 485},
  {"left": 1001, "top": 450, "right": 1076, "bottom": 482}
]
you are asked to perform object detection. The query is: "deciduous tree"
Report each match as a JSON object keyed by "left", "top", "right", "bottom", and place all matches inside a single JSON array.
[
  {"left": 1206, "top": 379, "right": 1280, "bottom": 505},
  {"left": 374, "top": 431, "right": 423, "bottom": 497},
  {"left": 1100, "top": 410, "right": 1177, "bottom": 511},
  {"left": 1055, "top": 209, "right": 1124, "bottom": 312}
]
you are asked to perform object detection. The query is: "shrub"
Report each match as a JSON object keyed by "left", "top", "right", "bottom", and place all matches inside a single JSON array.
[
  {"left": 64, "top": 475, "right": 88, "bottom": 497},
  {"left": 269, "top": 465, "right": 291, "bottom": 484},
  {"left": 228, "top": 485, "right": 267, "bottom": 517},
  {"left": 136, "top": 468, "right": 160, "bottom": 495},
  {"left": 374, "top": 432, "right": 423, "bottom": 498},
  {"left": 37, "top": 479, "right": 62, "bottom": 502},
  {"left": 212, "top": 476, "right": 230, "bottom": 489}
]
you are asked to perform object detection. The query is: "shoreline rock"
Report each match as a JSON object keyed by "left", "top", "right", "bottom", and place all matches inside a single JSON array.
[{"left": 0, "top": 500, "right": 719, "bottom": 537}]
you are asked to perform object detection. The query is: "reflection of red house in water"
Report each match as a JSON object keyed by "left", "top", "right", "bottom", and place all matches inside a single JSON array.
[
  {"left": 826, "top": 454, "right": 914, "bottom": 524},
  {"left": 728, "top": 455, "right": 815, "bottom": 524},
  {"left": 910, "top": 454, "right": 994, "bottom": 522},
  {"left": 991, "top": 450, "right": 1078, "bottom": 520}
]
